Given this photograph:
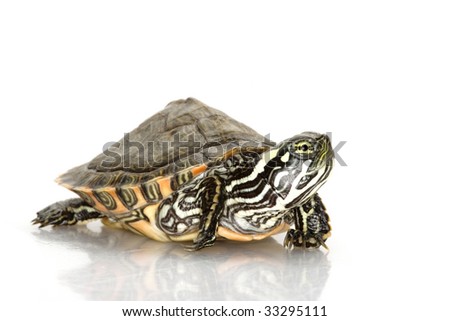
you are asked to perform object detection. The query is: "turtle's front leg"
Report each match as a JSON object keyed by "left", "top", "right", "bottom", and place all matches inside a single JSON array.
[
  {"left": 185, "top": 176, "right": 224, "bottom": 251},
  {"left": 284, "top": 194, "right": 331, "bottom": 250}
]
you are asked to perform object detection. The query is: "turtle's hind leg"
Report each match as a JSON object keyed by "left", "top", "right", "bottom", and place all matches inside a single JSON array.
[{"left": 33, "top": 198, "right": 104, "bottom": 227}]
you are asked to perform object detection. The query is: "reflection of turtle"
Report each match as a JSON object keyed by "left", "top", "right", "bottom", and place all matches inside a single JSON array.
[
  {"left": 33, "top": 224, "right": 331, "bottom": 300},
  {"left": 33, "top": 98, "right": 334, "bottom": 251}
]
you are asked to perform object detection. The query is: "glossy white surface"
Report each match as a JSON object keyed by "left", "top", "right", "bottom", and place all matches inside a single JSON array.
[{"left": 28, "top": 223, "right": 331, "bottom": 301}]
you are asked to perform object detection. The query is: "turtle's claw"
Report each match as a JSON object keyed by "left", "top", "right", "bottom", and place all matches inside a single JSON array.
[
  {"left": 183, "top": 233, "right": 216, "bottom": 251},
  {"left": 315, "top": 235, "right": 329, "bottom": 250},
  {"left": 182, "top": 244, "right": 197, "bottom": 252},
  {"left": 283, "top": 229, "right": 299, "bottom": 251},
  {"left": 183, "top": 244, "right": 206, "bottom": 252},
  {"left": 33, "top": 199, "right": 104, "bottom": 228},
  {"left": 283, "top": 229, "right": 329, "bottom": 251},
  {"left": 33, "top": 202, "right": 75, "bottom": 227},
  {"left": 33, "top": 206, "right": 62, "bottom": 227}
]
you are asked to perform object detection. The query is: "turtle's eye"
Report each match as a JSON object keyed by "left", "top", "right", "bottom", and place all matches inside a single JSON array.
[{"left": 294, "top": 141, "right": 314, "bottom": 154}]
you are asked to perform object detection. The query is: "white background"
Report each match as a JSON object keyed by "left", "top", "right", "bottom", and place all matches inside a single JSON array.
[{"left": 1, "top": 0, "right": 449, "bottom": 320}]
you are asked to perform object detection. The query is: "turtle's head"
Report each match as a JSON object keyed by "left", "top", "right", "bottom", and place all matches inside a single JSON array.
[{"left": 265, "top": 132, "right": 333, "bottom": 208}]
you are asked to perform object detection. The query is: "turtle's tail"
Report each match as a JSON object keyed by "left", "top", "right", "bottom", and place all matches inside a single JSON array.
[{"left": 32, "top": 198, "right": 104, "bottom": 227}]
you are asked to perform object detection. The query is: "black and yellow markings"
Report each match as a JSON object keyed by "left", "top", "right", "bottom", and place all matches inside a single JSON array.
[
  {"left": 294, "top": 140, "right": 314, "bottom": 154},
  {"left": 117, "top": 208, "right": 149, "bottom": 224},
  {"left": 116, "top": 187, "right": 138, "bottom": 209},
  {"left": 119, "top": 174, "right": 141, "bottom": 185},
  {"left": 219, "top": 146, "right": 269, "bottom": 163},
  {"left": 141, "top": 180, "right": 164, "bottom": 204},
  {"left": 170, "top": 170, "right": 194, "bottom": 190},
  {"left": 93, "top": 190, "right": 117, "bottom": 210},
  {"left": 87, "top": 174, "right": 113, "bottom": 188},
  {"left": 69, "top": 165, "right": 209, "bottom": 216},
  {"left": 75, "top": 190, "right": 96, "bottom": 207}
]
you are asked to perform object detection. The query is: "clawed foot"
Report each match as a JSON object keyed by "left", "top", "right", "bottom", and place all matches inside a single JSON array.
[
  {"left": 283, "top": 229, "right": 328, "bottom": 251},
  {"left": 183, "top": 233, "right": 216, "bottom": 251},
  {"left": 32, "top": 202, "right": 75, "bottom": 227}
]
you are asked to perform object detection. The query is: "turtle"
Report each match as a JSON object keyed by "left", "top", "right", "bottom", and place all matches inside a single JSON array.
[{"left": 33, "top": 98, "right": 334, "bottom": 251}]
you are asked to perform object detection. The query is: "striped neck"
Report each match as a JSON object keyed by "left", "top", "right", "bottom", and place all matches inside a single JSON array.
[
  {"left": 256, "top": 136, "right": 333, "bottom": 209},
  {"left": 225, "top": 132, "right": 333, "bottom": 211}
]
